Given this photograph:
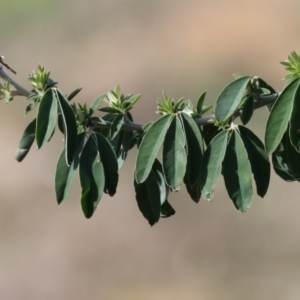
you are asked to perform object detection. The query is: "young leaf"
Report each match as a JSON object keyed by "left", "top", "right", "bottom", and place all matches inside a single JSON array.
[
  {"left": 15, "top": 118, "right": 36, "bottom": 162},
  {"left": 134, "top": 171, "right": 161, "bottom": 226},
  {"left": 55, "top": 89, "right": 78, "bottom": 165},
  {"left": 223, "top": 129, "right": 253, "bottom": 212},
  {"left": 265, "top": 77, "right": 300, "bottom": 153},
  {"left": 36, "top": 89, "right": 57, "bottom": 149},
  {"left": 162, "top": 115, "right": 187, "bottom": 190},
  {"left": 215, "top": 76, "right": 251, "bottom": 122},
  {"left": 88, "top": 94, "right": 106, "bottom": 117},
  {"left": 238, "top": 126, "right": 270, "bottom": 197},
  {"left": 200, "top": 130, "right": 228, "bottom": 200},
  {"left": 135, "top": 114, "right": 173, "bottom": 183},
  {"left": 55, "top": 133, "right": 85, "bottom": 204},
  {"left": 240, "top": 95, "right": 254, "bottom": 125},
  {"left": 79, "top": 135, "right": 105, "bottom": 218},
  {"left": 196, "top": 91, "right": 206, "bottom": 114},
  {"left": 180, "top": 112, "right": 204, "bottom": 187},
  {"left": 95, "top": 132, "right": 119, "bottom": 196},
  {"left": 67, "top": 87, "right": 82, "bottom": 101}
]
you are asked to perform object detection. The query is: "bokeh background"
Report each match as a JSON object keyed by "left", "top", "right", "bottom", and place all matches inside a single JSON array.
[{"left": 1, "top": 0, "right": 300, "bottom": 299}]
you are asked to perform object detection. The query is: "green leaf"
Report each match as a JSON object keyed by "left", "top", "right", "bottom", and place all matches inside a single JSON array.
[
  {"left": 223, "top": 129, "right": 253, "bottom": 212},
  {"left": 240, "top": 95, "right": 254, "bottom": 125},
  {"left": 265, "top": 78, "right": 300, "bottom": 153},
  {"left": 88, "top": 94, "right": 106, "bottom": 117},
  {"left": 122, "top": 94, "right": 141, "bottom": 111},
  {"left": 238, "top": 126, "right": 270, "bottom": 197},
  {"left": 55, "top": 89, "right": 78, "bottom": 166},
  {"left": 95, "top": 132, "right": 119, "bottom": 196},
  {"left": 36, "top": 88, "right": 57, "bottom": 149},
  {"left": 134, "top": 171, "right": 161, "bottom": 226},
  {"left": 196, "top": 91, "right": 206, "bottom": 114},
  {"left": 180, "top": 112, "right": 204, "bottom": 187},
  {"left": 162, "top": 115, "right": 187, "bottom": 190},
  {"left": 160, "top": 200, "right": 175, "bottom": 218},
  {"left": 135, "top": 114, "right": 173, "bottom": 183},
  {"left": 215, "top": 76, "right": 251, "bottom": 122},
  {"left": 79, "top": 135, "right": 105, "bottom": 218},
  {"left": 110, "top": 114, "right": 124, "bottom": 140},
  {"left": 289, "top": 86, "right": 300, "bottom": 152},
  {"left": 67, "top": 87, "right": 82, "bottom": 101},
  {"left": 200, "top": 130, "right": 228, "bottom": 200},
  {"left": 55, "top": 133, "right": 85, "bottom": 204},
  {"left": 15, "top": 118, "right": 36, "bottom": 162}
]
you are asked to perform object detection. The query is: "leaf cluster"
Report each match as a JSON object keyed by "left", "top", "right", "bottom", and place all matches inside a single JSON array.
[{"left": 3, "top": 51, "right": 300, "bottom": 226}]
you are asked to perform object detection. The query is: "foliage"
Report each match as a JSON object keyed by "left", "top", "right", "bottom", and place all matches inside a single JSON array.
[{"left": 0, "top": 51, "right": 300, "bottom": 226}]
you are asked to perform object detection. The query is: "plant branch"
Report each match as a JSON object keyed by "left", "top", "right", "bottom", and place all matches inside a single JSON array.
[
  {"left": 91, "top": 93, "right": 279, "bottom": 132},
  {"left": 0, "top": 66, "right": 31, "bottom": 97}
]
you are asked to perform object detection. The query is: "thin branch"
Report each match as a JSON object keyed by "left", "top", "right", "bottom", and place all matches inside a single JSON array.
[
  {"left": 0, "top": 66, "right": 31, "bottom": 97},
  {"left": 0, "top": 64, "right": 279, "bottom": 132},
  {"left": 91, "top": 93, "right": 279, "bottom": 131}
]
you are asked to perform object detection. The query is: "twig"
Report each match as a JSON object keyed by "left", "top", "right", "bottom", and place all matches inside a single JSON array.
[
  {"left": 0, "top": 66, "right": 31, "bottom": 97},
  {"left": 0, "top": 56, "right": 17, "bottom": 74}
]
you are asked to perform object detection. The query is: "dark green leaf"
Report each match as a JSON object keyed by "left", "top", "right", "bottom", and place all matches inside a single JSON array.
[
  {"left": 202, "top": 123, "right": 219, "bottom": 146},
  {"left": 160, "top": 200, "right": 175, "bottom": 218},
  {"left": 238, "top": 126, "right": 270, "bottom": 197},
  {"left": 184, "top": 175, "right": 201, "bottom": 203},
  {"left": 57, "top": 113, "right": 64, "bottom": 134},
  {"left": 265, "top": 77, "right": 300, "bottom": 153},
  {"left": 163, "top": 115, "right": 187, "bottom": 190},
  {"left": 135, "top": 114, "right": 173, "bottom": 183},
  {"left": 152, "top": 159, "right": 169, "bottom": 205},
  {"left": 98, "top": 107, "right": 121, "bottom": 113},
  {"left": 36, "top": 89, "right": 57, "bottom": 149},
  {"left": 25, "top": 102, "right": 38, "bottom": 115},
  {"left": 95, "top": 132, "right": 119, "bottom": 196},
  {"left": 55, "top": 133, "right": 85, "bottom": 204},
  {"left": 289, "top": 86, "right": 300, "bottom": 151},
  {"left": 223, "top": 129, "right": 253, "bottom": 212},
  {"left": 285, "top": 128, "right": 300, "bottom": 178},
  {"left": 110, "top": 114, "right": 124, "bottom": 140},
  {"left": 15, "top": 118, "right": 36, "bottom": 162},
  {"left": 55, "top": 89, "right": 78, "bottom": 166},
  {"left": 215, "top": 76, "right": 251, "bottom": 122},
  {"left": 272, "top": 133, "right": 297, "bottom": 182},
  {"left": 180, "top": 112, "right": 204, "bottom": 187},
  {"left": 79, "top": 135, "right": 105, "bottom": 218},
  {"left": 134, "top": 171, "right": 161, "bottom": 226},
  {"left": 240, "top": 95, "right": 254, "bottom": 125}
]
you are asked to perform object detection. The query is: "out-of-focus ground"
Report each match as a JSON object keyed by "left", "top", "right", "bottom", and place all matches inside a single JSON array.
[{"left": 1, "top": 1, "right": 300, "bottom": 299}]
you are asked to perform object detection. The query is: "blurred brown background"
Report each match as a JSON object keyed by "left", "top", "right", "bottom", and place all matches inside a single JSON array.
[{"left": 1, "top": 0, "right": 300, "bottom": 299}]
